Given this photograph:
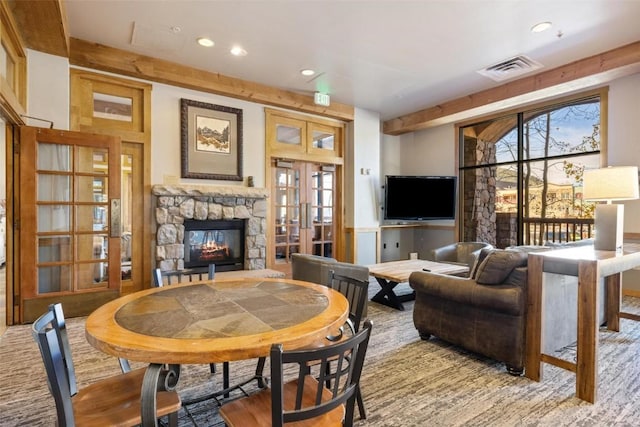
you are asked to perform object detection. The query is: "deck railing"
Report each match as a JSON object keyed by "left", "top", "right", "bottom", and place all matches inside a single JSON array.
[{"left": 522, "top": 217, "right": 594, "bottom": 246}]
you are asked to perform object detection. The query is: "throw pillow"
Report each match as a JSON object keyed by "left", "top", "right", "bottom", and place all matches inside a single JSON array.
[
  {"left": 469, "top": 248, "right": 494, "bottom": 280},
  {"left": 475, "top": 250, "right": 528, "bottom": 285}
]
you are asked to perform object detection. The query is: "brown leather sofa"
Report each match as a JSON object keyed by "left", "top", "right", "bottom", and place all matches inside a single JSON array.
[
  {"left": 410, "top": 245, "right": 606, "bottom": 376},
  {"left": 426, "top": 241, "right": 493, "bottom": 273},
  {"left": 410, "top": 249, "right": 529, "bottom": 375}
]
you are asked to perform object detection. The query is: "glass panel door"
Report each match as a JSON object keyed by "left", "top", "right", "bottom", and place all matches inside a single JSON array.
[
  {"left": 20, "top": 126, "right": 121, "bottom": 322},
  {"left": 274, "top": 161, "right": 302, "bottom": 261},
  {"left": 310, "top": 165, "right": 334, "bottom": 257},
  {"left": 272, "top": 160, "right": 335, "bottom": 266}
]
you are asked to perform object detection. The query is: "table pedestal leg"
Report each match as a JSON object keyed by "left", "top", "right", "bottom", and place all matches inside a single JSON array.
[
  {"left": 371, "top": 277, "right": 414, "bottom": 311},
  {"left": 141, "top": 363, "right": 181, "bottom": 427}
]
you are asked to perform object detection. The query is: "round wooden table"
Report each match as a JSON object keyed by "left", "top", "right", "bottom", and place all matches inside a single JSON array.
[{"left": 85, "top": 278, "right": 349, "bottom": 427}]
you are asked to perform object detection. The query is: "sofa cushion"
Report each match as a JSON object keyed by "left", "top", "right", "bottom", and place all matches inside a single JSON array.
[
  {"left": 475, "top": 250, "right": 528, "bottom": 285},
  {"left": 469, "top": 248, "right": 493, "bottom": 280}
]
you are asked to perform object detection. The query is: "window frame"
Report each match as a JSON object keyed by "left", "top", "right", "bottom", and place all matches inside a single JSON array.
[{"left": 456, "top": 89, "right": 607, "bottom": 246}]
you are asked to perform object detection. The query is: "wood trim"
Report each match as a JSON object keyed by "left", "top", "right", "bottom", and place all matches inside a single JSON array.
[
  {"left": 69, "top": 69, "right": 153, "bottom": 293},
  {"left": 69, "top": 38, "right": 355, "bottom": 122},
  {"left": 6, "top": 0, "right": 69, "bottom": 57},
  {"left": 0, "top": 1, "right": 26, "bottom": 119},
  {"left": 383, "top": 41, "right": 640, "bottom": 135},
  {"left": 622, "top": 288, "right": 640, "bottom": 298}
]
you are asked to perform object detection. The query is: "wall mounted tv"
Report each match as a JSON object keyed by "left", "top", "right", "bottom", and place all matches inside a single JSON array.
[{"left": 384, "top": 175, "right": 457, "bottom": 221}]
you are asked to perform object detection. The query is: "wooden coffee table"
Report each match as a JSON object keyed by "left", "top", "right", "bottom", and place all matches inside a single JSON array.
[{"left": 367, "top": 259, "right": 468, "bottom": 310}]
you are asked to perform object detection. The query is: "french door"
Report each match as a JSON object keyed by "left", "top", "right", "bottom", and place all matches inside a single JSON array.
[
  {"left": 18, "top": 126, "right": 121, "bottom": 322},
  {"left": 273, "top": 160, "right": 336, "bottom": 265}
]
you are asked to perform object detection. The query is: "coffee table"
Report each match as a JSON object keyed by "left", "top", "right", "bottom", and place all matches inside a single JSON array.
[{"left": 367, "top": 259, "right": 468, "bottom": 310}]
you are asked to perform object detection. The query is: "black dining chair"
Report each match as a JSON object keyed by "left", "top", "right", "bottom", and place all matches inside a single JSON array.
[
  {"left": 153, "top": 263, "right": 216, "bottom": 286},
  {"left": 220, "top": 320, "right": 373, "bottom": 427},
  {"left": 322, "top": 270, "right": 370, "bottom": 419},
  {"left": 32, "top": 303, "right": 181, "bottom": 426}
]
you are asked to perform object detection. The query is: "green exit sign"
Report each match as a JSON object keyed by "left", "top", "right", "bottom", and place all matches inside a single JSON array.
[{"left": 314, "top": 92, "right": 330, "bottom": 106}]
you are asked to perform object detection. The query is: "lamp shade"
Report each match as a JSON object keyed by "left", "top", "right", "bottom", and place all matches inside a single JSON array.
[{"left": 583, "top": 166, "right": 639, "bottom": 201}]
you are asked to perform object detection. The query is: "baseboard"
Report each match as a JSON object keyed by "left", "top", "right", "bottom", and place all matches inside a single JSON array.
[{"left": 623, "top": 288, "right": 640, "bottom": 298}]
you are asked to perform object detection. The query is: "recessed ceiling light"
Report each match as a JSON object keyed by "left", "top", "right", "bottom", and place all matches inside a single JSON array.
[
  {"left": 531, "top": 21, "right": 552, "bottom": 33},
  {"left": 197, "top": 37, "right": 214, "bottom": 47},
  {"left": 230, "top": 46, "right": 247, "bottom": 56},
  {"left": 301, "top": 69, "right": 315, "bottom": 76}
]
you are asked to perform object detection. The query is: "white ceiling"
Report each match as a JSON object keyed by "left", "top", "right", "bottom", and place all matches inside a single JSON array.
[{"left": 64, "top": 0, "right": 640, "bottom": 121}]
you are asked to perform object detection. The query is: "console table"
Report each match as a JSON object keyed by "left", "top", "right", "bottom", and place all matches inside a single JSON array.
[{"left": 525, "top": 244, "right": 640, "bottom": 403}]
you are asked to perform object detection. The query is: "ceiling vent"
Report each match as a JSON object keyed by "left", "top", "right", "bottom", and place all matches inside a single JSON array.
[{"left": 477, "top": 55, "right": 543, "bottom": 82}]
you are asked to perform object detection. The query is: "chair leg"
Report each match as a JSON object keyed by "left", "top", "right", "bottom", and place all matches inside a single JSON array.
[
  {"left": 209, "top": 363, "right": 216, "bottom": 374},
  {"left": 255, "top": 356, "right": 268, "bottom": 388},
  {"left": 223, "top": 361, "right": 230, "bottom": 398},
  {"left": 356, "top": 385, "right": 367, "bottom": 419},
  {"left": 167, "top": 411, "right": 178, "bottom": 427}
]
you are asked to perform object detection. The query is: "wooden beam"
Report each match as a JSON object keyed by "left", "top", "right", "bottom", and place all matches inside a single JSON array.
[
  {"left": 7, "top": 0, "right": 69, "bottom": 57},
  {"left": 383, "top": 41, "right": 640, "bottom": 135},
  {"left": 69, "top": 38, "right": 354, "bottom": 122}
]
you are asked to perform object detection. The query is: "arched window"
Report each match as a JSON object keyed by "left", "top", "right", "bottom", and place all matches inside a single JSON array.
[{"left": 459, "top": 93, "right": 602, "bottom": 247}]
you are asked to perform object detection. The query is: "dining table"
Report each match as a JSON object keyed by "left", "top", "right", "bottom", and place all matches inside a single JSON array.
[{"left": 85, "top": 277, "right": 349, "bottom": 427}]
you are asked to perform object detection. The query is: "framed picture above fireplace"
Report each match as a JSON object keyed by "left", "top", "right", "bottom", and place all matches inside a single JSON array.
[{"left": 180, "top": 98, "right": 243, "bottom": 181}]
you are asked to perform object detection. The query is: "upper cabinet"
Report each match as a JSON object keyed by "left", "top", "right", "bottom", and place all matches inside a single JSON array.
[{"left": 266, "top": 108, "right": 343, "bottom": 163}]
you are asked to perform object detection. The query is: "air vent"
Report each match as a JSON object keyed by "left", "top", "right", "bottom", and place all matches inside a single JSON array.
[{"left": 477, "top": 55, "right": 543, "bottom": 82}]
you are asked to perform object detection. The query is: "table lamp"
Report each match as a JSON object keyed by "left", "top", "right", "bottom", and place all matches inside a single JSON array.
[{"left": 583, "top": 166, "right": 639, "bottom": 251}]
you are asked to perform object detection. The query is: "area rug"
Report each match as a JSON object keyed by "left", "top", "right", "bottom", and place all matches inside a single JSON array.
[{"left": 2, "top": 284, "right": 640, "bottom": 426}]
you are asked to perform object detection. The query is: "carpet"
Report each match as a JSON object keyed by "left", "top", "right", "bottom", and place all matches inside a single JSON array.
[{"left": 2, "top": 285, "right": 640, "bottom": 426}]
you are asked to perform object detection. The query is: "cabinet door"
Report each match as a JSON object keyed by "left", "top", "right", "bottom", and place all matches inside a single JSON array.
[{"left": 19, "top": 126, "right": 121, "bottom": 322}]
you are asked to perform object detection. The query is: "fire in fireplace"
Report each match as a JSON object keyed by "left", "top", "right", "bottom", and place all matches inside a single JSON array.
[{"left": 184, "top": 219, "right": 245, "bottom": 272}]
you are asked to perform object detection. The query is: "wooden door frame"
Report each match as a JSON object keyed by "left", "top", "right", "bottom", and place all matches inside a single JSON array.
[
  {"left": 69, "top": 69, "right": 152, "bottom": 295},
  {"left": 265, "top": 109, "right": 345, "bottom": 268},
  {"left": 18, "top": 126, "right": 122, "bottom": 323}
]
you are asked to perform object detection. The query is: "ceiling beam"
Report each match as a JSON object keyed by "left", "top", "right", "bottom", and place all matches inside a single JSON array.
[
  {"left": 383, "top": 41, "right": 640, "bottom": 136},
  {"left": 7, "top": 0, "right": 69, "bottom": 57},
  {"left": 69, "top": 38, "right": 354, "bottom": 122}
]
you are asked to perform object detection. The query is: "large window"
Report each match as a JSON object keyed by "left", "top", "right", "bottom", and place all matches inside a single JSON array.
[{"left": 459, "top": 95, "right": 602, "bottom": 247}]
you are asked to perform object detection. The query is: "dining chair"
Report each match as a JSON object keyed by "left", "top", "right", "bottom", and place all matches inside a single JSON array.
[
  {"left": 32, "top": 303, "right": 181, "bottom": 427},
  {"left": 219, "top": 319, "right": 373, "bottom": 427},
  {"left": 253, "top": 269, "right": 370, "bottom": 418},
  {"left": 323, "top": 270, "right": 370, "bottom": 419},
  {"left": 153, "top": 263, "right": 216, "bottom": 286}
]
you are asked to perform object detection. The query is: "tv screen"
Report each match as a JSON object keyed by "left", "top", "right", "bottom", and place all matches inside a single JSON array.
[{"left": 384, "top": 175, "right": 457, "bottom": 221}]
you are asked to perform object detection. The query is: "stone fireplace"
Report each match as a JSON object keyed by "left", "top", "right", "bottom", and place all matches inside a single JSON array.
[{"left": 152, "top": 184, "right": 268, "bottom": 272}]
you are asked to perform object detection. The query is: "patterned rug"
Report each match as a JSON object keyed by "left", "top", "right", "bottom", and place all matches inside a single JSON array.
[{"left": 2, "top": 283, "right": 640, "bottom": 426}]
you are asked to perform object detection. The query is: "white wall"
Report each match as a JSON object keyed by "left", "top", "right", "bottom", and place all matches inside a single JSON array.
[
  {"left": 379, "top": 125, "right": 458, "bottom": 259},
  {"left": 350, "top": 107, "right": 381, "bottom": 228},
  {"left": 345, "top": 108, "right": 381, "bottom": 264},
  {"left": 151, "top": 83, "right": 267, "bottom": 187},
  {"left": 607, "top": 73, "right": 640, "bottom": 232},
  {"left": 26, "top": 50, "right": 69, "bottom": 130}
]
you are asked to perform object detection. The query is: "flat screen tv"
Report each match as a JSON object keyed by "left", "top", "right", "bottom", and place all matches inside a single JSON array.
[{"left": 384, "top": 175, "right": 457, "bottom": 221}]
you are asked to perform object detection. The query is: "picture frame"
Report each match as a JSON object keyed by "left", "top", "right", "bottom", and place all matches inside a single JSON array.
[{"left": 180, "top": 98, "right": 243, "bottom": 181}]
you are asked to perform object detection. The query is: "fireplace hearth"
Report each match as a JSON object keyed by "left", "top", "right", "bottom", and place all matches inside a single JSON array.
[{"left": 184, "top": 219, "right": 245, "bottom": 271}]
